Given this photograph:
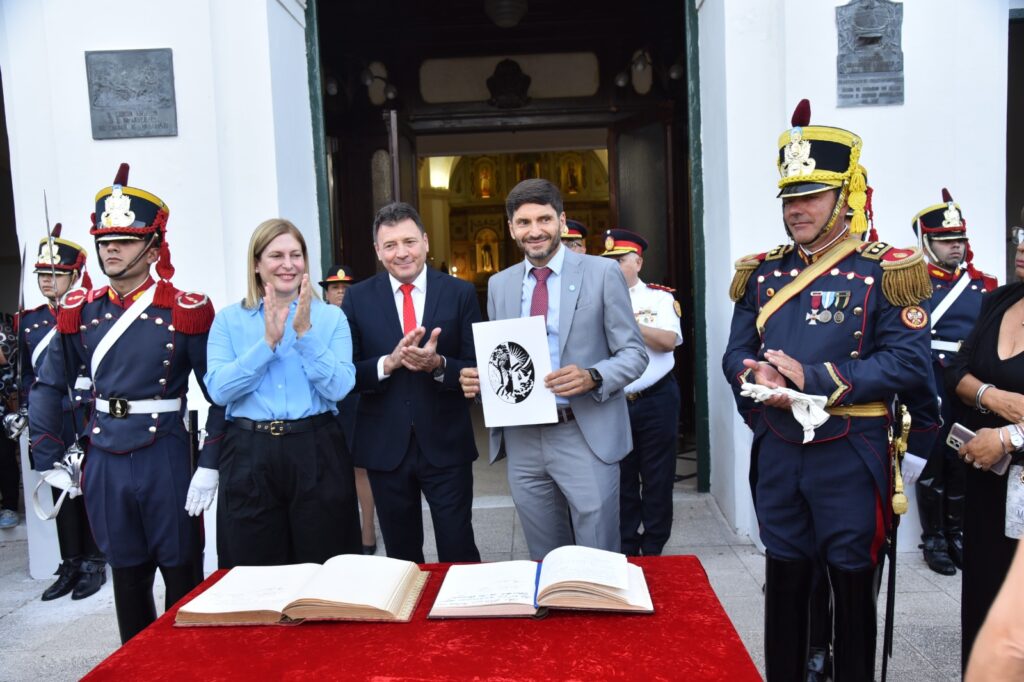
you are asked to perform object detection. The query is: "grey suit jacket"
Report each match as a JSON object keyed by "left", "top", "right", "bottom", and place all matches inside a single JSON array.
[{"left": 485, "top": 247, "right": 648, "bottom": 464}]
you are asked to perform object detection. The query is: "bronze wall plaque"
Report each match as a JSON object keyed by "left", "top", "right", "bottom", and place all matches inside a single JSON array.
[
  {"left": 836, "top": 0, "right": 904, "bottom": 107},
  {"left": 85, "top": 48, "right": 178, "bottom": 140}
]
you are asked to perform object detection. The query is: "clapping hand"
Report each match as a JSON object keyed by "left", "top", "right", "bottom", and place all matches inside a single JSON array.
[
  {"left": 401, "top": 327, "right": 443, "bottom": 373},
  {"left": 742, "top": 357, "right": 793, "bottom": 409},
  {"left": 383, "top": 327, "right": 426, "bottom": 375},
  {"left": 293, "top": 275, "right": 312, "bottom": 339},
  {"left": 263, "top": 284, "right": 289, "bottom": 350},
  {"left": 459, "top": 367, "right": 480, "bottom": 399}
]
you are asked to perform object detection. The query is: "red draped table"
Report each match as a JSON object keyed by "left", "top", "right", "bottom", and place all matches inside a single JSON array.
[{"left": 83, "top": 555, "right": 760, "bottom": 681}]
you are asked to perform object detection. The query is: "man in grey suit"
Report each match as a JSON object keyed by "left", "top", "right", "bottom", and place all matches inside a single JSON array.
[{"left": 460, "top": 178, "right": 648, "bottom": 559}]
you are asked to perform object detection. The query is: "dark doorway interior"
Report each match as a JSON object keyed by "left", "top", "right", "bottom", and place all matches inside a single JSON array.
[
  {"left": 1007, "top": 14, "right": 1024, "bottom": 280},
  {"left": 0, "top": 68, "right": 19, "bottom": 313},
  {"left": 315, "top": 0, "right": 697, "bottom": 438}
]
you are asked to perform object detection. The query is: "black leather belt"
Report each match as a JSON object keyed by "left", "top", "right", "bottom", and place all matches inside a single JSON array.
[
  {"left": 553, "top": 407, "right": 575, "bottom": 423},
  {"left": 627, "top": 373, "right": 674, "bottom": 402},
  {"left": 232, "top": 413, "right": 334, "bottom": 436}
]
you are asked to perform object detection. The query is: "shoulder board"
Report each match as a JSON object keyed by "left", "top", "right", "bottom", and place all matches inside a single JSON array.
[
  {"left": 733, "top": 252, "right": 766, "bottom": 272},
  {"left": 978, "top": 272, "right": 999, "bottom": 292},
  {"left": 857, "top": 241, "right": 893, "bottom": 262},
  {"left": 730, "top": 253, "right": 764, "bottom": 302},
  {"left": 56, "top": 289, "right": 88, "bottom": 333},
  {"left": 172, "top": 291, "right": 215, "bottom": 335},
  {"left": 765, "top": 244, "right": 792, "bottom": 261},
  {"left": 646, "top": 283, "right": 676, "bottom": 294},
  {"left": 87, "top": 286, "right": 109, "bottom": 303}
]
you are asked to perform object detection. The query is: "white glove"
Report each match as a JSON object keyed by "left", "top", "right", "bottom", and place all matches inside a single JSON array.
[
  {"left": 901, "top": 453, "right": 927, "bottom": 488},
  {"left": 740, "top": 382, "right": 830, "bottom": 443},
  {"left": 67, "top": 485, "right": 82, "bottom": 499},
  {"left": 185, "top": 467, "right": 219, "bottom": 517}
]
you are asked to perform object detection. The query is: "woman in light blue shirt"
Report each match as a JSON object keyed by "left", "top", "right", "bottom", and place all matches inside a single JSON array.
[{"left": 205, "top": 219, "right": 361, "bottom": 567}]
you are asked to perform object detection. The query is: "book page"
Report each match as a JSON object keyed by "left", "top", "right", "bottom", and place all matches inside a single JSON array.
[
  {"left": 179, "top": 564, "right": 320, "bottom": 616},
  {"left": 294, "top": 554, "right": 416, "bottom": 611},
  {"left": 432, "top": 561, "right": 538, "bottom": 609},
  {"left": 536, "top": 546, "right": 628, "bottom": 594}
]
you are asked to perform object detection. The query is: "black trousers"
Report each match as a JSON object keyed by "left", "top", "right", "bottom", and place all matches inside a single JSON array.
[
  {"left": 620, "top": 377, "right": 680, "bottom": 556},
  {"left": 217, "top": 417, "right": 361, "bottom": 567},
  {"left": 0, "top": 434, "right": 19, "bottom": 511},
  {"left": 368, "top": 433, "right": 479, "bottom": 564},
  {"left": 52, "top": 487, "right": 103, "bottom": 561}
]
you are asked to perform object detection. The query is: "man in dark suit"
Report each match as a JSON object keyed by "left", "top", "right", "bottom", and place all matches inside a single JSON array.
[{"left": 341, "top": 202, "right": 481, "bottom": 563}]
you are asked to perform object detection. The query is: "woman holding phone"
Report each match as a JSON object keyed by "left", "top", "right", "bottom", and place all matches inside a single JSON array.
[
  {"left": 205, "top": 219, "right": 361, "bottom": 567},
  {"left": 947, "top": 225, "right": 1024, "bottom": 670}
]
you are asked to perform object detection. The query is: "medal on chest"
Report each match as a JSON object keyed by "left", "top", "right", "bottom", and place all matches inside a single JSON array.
[{"left": 806, "top": 290, "right": 852, "bottom": 325}]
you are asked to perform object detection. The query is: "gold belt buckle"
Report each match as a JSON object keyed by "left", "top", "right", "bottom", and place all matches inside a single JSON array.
[
  {"left": 268, "top": 420, "right": 287, "bottom": 436},
  {"left": 627, "top": 393, "right": 640, "bottom": 402}
]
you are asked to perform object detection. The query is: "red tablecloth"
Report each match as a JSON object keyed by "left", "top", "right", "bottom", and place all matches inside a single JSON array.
[{"left": 83, "top": 555, "right": 760, "bottom": 681}]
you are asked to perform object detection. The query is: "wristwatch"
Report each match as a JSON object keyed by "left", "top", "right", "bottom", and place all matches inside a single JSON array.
[
  {"left": 432, "top": 355, "right": 447, "bottom": 380},
  {"left": 1009, "top": 425, "right": 1024, "bottom": 452},
  {"left": 586, "top": 368, "right": 603, "bottom": 388}
]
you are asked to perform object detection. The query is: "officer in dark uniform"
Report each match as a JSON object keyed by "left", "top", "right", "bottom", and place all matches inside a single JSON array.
[
  {"left": 29, "top": 163, "right": 224, "bottom": 643},
  {"left": 722, "top": 99, "right": 935, "bottom": 680},
  {"left": 600, "top": 229, "right": 682, "bottom": 556},
  {"left": 319, "top": 263, "right": 376, "bottom": 554},
  {"left": 562, "top": 219, "right": 588, "bottom": 254},
  {"left": 18, "top": 226, "right": 107, "bottom": 600},
  {"left": 912, "top": 189, "right": 997, "bottom": 575}
]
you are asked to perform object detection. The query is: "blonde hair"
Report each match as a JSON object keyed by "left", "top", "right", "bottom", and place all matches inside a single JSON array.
[{"left": 244, "top": 218, "right": 318, "bottom": 309}]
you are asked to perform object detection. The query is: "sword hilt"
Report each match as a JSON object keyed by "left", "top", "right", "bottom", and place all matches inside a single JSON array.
[{"left": 891, "top": 404, "right": 911, "bottom": 515}]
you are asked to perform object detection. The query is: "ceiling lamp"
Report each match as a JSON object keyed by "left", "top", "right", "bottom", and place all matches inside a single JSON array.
[{"left": 484, "top": 0, "right": 528, "bottom": 28}]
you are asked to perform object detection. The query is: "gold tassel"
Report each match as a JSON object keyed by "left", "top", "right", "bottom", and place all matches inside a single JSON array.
[
  {"left": 881, "top": 250, "right": 933, "bottom": 306},
  {"left": 847, "top": 166, "right": 868, "bottom": 235},
  {"left": 729, "top": 256, "right": 761, "bottom": 302}
]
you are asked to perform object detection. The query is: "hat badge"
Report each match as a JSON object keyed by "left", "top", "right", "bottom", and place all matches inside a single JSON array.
[
  {"left": 605, "top": 235, "right": 616, "bottom": 251},
  {"left": 38, "top": 241, "right": 61, "bottom": 265},
  {"left": 782, "top": 127, "right": 816, "bottom": 178},
  {"left": 942, "top": 202, "right": 961, "bottom": 228},
  {"left": 101, "top": 185, "right": 136, "bottom": 228}
]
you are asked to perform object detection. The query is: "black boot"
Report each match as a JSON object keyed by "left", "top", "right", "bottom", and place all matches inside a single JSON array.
[
  {"left": 41, "top": 558, "right": 81, "bottom": 601},
  {"left": 112, "top": 562, "right": 158, "bottom": 644},
  {"left": 828, "top": 564, "right": 877, "bottom": 682},
  {"left": 764, "top": 554, "right": 813, "bottom": 682},
  {"left": 945, "top": 491, "right": 965, "bottom": 570},
  {"left": 916, "top": 479, "right": 956, "bottom": 575},
  {"left": 159, "top": 563, "right": 201, "bottom": 611},
  {"left": 807, "top": 568, "right": 833, "bottom": 682},
  {"left": 71, "top": 558, "right": 107, "bottom": 600}
]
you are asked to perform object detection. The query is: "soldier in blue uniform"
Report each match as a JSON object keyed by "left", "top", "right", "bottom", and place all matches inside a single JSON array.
[
  {"left": 722, "top": 99, "right": 935, "bottom": 680},
  {"left": 911, "top": 189, "right": 997, "bottom": 575},
  {"left": 562, "top": 219, "right": 588, "bottom": 254},
  {"left": 28, "top": 164, "right": 223, "bottom": 644},
  {"left": 18, "top": 226, "right": 107, "bottom": 600}
]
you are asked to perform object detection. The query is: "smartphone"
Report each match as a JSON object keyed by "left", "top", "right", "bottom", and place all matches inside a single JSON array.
[{"left": 947, "top": 422, "right": 1012, "bottom": 475}]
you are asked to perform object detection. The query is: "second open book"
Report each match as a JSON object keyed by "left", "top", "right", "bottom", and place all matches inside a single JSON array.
[{"left": 428, "top": 545, "right": 653, "bottom": 618}]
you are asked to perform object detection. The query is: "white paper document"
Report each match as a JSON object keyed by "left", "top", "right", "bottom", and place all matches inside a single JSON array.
[{"left": 472, "top": 316, "right": 557, "bottom": 427}]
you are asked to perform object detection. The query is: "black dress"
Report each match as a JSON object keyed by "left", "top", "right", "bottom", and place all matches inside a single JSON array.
[{"left": 946, "top": 281, "right": 1024, "bottom": 670}]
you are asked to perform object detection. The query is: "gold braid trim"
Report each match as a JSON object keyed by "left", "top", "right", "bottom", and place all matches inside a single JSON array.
[
  {"left": 730, "top": 254, "right": 763, "bottom": 303},
  {"left": 880, "top": 248, "right": 933, "bottom": 306}
]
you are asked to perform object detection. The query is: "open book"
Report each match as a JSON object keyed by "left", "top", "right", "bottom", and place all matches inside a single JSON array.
[
  {"left": 428, "top": 545, "right": 653, "bottom": 618},
  {"left": 175, "top": 554, "right": 428, "bottom": 626}
]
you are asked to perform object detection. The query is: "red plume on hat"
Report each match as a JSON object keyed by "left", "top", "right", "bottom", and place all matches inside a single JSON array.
[
  {"left": 791, "top": 99, "right": 811, "bottom": 127},
  {"left": 941, "top": 187, "right": 953, "bottom": 204},
  {"left": 52, "top": 223, "right": 62, "bottom": 238},
  {"left": 113, "top": 163, "right": 129, "bottom": 186}
]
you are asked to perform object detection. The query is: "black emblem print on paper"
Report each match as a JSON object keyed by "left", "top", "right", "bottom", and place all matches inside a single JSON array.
[{"left": 488, "top": 341, "right": 535, "bottom": 404}]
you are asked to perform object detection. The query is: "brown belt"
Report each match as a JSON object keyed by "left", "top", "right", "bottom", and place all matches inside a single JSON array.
[{"left": 825, "top": 402, "right": 888, "bottom": 418}]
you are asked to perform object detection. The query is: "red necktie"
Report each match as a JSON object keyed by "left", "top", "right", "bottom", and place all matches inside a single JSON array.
[
  {"left": 530, "top": 267, "right": 552, "bottom": 322},
  {"left": 400, "top": 283, "right": 417, "bottom": 334}
]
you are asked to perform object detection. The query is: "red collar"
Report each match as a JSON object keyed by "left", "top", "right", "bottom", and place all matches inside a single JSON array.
[{"left": 107, "top": 277, "right": 155, "bottom": 309}]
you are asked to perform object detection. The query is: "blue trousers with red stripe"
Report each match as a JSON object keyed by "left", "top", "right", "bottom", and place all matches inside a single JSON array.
[{"left": 752, "top": 429, "right": 886, "bottom": 570}]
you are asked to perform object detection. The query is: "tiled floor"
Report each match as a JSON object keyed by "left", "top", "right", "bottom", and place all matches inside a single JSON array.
[{"left": 0, "top": 450, "right": 963, "bottom": 681}]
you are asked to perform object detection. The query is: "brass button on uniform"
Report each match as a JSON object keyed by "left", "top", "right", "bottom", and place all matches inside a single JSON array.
[{"left": 850, "top": 351, "right": 860, "bottom": 359}]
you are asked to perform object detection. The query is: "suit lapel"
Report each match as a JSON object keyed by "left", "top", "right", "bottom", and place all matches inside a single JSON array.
[
  {"left": 375, "top": 273, "right": 402, "bottom": 338},
  {"left": 504, "top": 261, "right": 525, "bottom": 319},
  {"left": 422, "top": 268, "right": 441, "bottom": 328},
  {"left": 558, "top": 249, "right": 583, "bottom": 359}
]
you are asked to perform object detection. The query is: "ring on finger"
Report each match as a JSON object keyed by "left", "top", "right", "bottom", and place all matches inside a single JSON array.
[
  {"left": 973, "top": 461, "right": 983, "bottom": 469},
  {"left": 964, "top": 454, "right": 974, "bottom": 463}
]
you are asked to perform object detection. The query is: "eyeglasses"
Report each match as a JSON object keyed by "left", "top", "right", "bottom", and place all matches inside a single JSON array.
[{"left": 1012, "top": 227, "right": 1024, "bottom": 246}]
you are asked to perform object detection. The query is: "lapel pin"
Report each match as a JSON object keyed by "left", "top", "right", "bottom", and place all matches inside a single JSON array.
[{"left": 569, "top": 285, "right": 576, "bottom": 292}]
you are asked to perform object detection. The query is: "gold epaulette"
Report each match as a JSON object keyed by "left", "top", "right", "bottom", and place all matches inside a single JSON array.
[
  {"left": 730, "top": 252, "right": 765, "bottom": 303},
  {"left": 646, "top": 283, "right": 676, "bottom": 294},
  {"left": 729, "top": 244, "right": 791, "bottom": 302},
  {"left": 859, "top": 242, "right": 933, "bottom": 306}
]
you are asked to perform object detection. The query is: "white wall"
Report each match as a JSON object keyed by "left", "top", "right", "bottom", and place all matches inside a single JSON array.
[
  {"left": 700, "top": 0, "right": 1013, "bottom": 549},
  {"left": 0, "top": 0, "right": 318, "bottom": 576}
]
